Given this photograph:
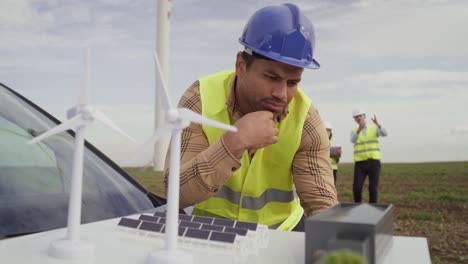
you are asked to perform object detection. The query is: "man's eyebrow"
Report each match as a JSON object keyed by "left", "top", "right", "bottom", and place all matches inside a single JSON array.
[
  {"left": 285, "top": 75, "right": 302, "bottom": 83},
  {"left": 265, "top": 70, "right": 281, "bottom": 78},
  {"left": 265, "top": 70, "right": 301, "bottom": 83}
]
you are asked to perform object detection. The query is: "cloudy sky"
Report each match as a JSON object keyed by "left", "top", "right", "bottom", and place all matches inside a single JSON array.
[{"left": 1, "top": 0, "right": 467, "bottom": 166}]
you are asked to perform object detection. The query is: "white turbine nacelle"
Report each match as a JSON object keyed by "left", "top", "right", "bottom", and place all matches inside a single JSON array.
[
  {"left": 166, "top": 109, "right": 179, "bottom": 123},
  {"left": 67, "top": 104, "right": 94, "bottom": 119},
  {"left": 68, "top": 104, "right": 134, "bottom": 142},
  {"left": 29, "top": 103, "right": 134, "bottom": 145}
]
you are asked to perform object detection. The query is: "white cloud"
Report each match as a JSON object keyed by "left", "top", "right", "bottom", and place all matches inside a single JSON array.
[
  {"left": 0, "top": 0, "right": 54, "bottom": 30},
  {"left": 2, "top": 0, "right": 467, "bottom": 165},
  {"left": 307, "top": 69, "right": 468, "bottom": 102},
  {"left": 352, "top": 70, "right": 468, "bottom": 84},
  {"left": 450, "top": 125, "right": 468, "bottom": 135},
  {"left": 317, "top": 0, "right": 468, "bottom": 57},
  {"left": 0, "top": 56, "right": 77, "bottom": 73},
  {"left": 96, "top": 0, "right": 136, "bottom": 6}
]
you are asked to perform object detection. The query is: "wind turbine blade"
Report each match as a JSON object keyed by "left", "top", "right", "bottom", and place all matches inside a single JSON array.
[
  {"left": 28, "top": 115, "right": 84, "bottom": 144},
  {"left": 93, "top": 109, "right": 135, "bottom": 142},
  {"left": 141, "top": 125, "right": 172, "bottom": 148},
  {"left": 179, "top": 108, "right": 237, "bottom": 132},
  {"left": 153, "top": 51, "right": 173, "bottom": 111},
  {"left": 129, "top": 125, "right": 172, "bottom": 164},
  {"left": 79, "top": 48, "right": 91, "bottom": 105},
  {"left": 140, "top": 159, "right": 154, "bottom": 171}
]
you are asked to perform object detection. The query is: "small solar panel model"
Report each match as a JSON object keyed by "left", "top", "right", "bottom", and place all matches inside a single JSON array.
[
  {"left": 118, "top": 212, "right": 260, "bottom": 244},
  {"left": 305, "top": 203, "right": 394, "bottom": 264},
  {"left": 117, "top": 211, "right": 269, "bottom": 261}
]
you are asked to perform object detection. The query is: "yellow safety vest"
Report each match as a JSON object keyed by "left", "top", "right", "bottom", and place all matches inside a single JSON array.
[
  {"left": 330, "top": 140, "right": 338, "bottom": 170},
  {"left": 192, "top": 70, "right": 311, "bottom": 231},
  {"left": 353, "top": 124, "right": 382, "bottom": 162}
]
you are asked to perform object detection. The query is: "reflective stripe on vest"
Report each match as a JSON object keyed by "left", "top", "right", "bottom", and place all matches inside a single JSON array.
[
  {"left": 353, "top": 124, "right": 382, "bottom": 162},
  {"left": 214, "top": 185, "right": 295, "bottom": 210},
  {"left": 194, "top": 70, "right": 310, "bottom": 230}
]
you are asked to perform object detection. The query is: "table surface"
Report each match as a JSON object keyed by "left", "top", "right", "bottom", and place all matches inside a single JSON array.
[{"left": 0, "top": 216, "right": 431, "bottom": 264}]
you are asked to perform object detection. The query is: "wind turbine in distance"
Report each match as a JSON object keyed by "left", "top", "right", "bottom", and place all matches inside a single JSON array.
[
  {"left": 28, "top": 48, "right": 135, "bottom": 259},
  {"left": 142, "top": 51, "right": 237, "bottom": 264}
]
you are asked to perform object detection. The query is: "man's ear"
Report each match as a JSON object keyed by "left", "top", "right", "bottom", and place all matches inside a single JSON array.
[{"left": 235, "top": 52, "right": 245, "bottom": 75}]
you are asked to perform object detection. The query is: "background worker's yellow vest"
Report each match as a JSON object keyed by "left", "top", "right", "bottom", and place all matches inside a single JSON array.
[
  {"left": 353, "top": 124, "right": 382, "bottom": 162},
  {"left": 330, "top": 140, "right": 338, "bottom": 170},
  {"left": 193, "top": 70, "right": 311, "bottom": 231}
]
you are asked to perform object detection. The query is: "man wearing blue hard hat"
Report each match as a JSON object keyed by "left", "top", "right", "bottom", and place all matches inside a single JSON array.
[{"left": 163, "top": 3, "right": 337, "bottom": 231}]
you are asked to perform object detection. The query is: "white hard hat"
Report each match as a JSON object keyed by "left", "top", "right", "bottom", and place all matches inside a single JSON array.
[
  {"left": 352, "top": 108, "right": 366, "bottom": 117},
  {"left": 324, "top": 121, "right": 333, "bottom": 130}
]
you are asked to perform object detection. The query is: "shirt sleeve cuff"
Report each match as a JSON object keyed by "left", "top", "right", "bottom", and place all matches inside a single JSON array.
[{"left": 201, "top": 136, "right": 242, "bottom": 179}]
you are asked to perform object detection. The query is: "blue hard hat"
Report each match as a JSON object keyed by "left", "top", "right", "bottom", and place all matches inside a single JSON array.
[{"left": 239, "top": 3, "right": 320, "bottom": 69}]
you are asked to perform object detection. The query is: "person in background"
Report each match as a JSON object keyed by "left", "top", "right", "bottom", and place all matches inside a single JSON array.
[
  {"left": 325, "top": 121, "right": 341, "bottom": 186},
  {"left": 162, "top": 3, "right": 337, "bottom": 232},
  {"left": 350, "top": 109, "right": 388, "bottom": 203}
]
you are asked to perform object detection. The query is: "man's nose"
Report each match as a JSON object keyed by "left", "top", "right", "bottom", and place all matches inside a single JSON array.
[{"left": 271, "top": 82, "right": 287, "bottom": 101}]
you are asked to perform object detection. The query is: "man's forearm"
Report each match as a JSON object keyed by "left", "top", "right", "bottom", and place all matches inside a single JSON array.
[
  {"left": 293, "top": 148, "right": 338, "bottom": 217},
  {"left": 350, "top": 131, "right": 359, "bottom": 143},
  {"left": 378, "top": 127, "right": 388, "bottom": 137}
]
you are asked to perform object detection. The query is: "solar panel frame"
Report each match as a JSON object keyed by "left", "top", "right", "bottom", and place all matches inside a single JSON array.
[
  {"left": 118, "top": 218, "right": 141, "bottom": 228},
  {"left": 139, "top": 215, "right": 159, "bottom": 223},
  {"left": 185, "top": 228, "right": 211, "bottom": 240},
  {"left": 180, "top": 221, "right": 202, "bottom": 229},
  {"left": 139, "top": 221, "right": 163, "bottom": 232},
  {"left": 213, "top": 218, "right": 236, "bottom": 228},
  {"left": 192, "top": 216, "right": 215, "bottom": 225},
  {"left": 201, "top": 224, "right": 224, "bottom": 232},
  {"left": 209, "top": 231, "right": 236, "bottom": 243}
]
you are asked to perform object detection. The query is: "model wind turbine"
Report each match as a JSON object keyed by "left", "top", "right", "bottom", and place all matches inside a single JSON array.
[
  {"left": 142, "top": 51, "right": 237, "bottom": 264},
  {"left": 28, "top": 48, "right": 135, "bottom": 259}
]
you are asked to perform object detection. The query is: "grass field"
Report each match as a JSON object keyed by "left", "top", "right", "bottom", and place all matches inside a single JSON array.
[{"left": 124, "top": 161, "right": 468, "bottom": 264}]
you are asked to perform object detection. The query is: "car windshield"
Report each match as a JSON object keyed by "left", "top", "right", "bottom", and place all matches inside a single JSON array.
[{"left": 0, "top": 84, "right": 155, "bottom": 238}]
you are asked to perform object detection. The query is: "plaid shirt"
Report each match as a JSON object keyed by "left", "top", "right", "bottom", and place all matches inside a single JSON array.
[{"left": 163, "top": 75, "right": 337, "bottom": 217}]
